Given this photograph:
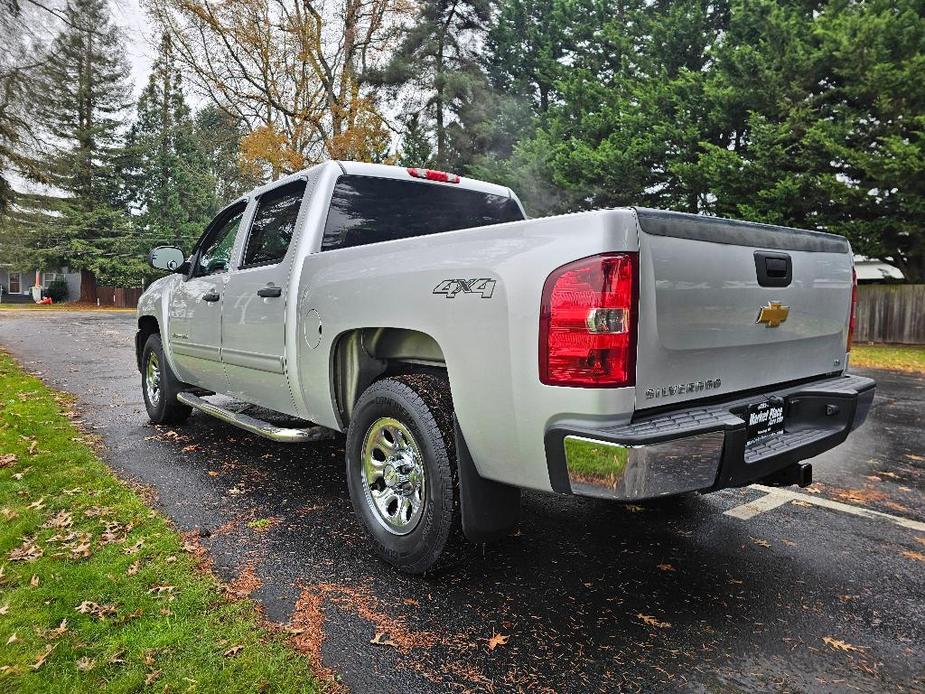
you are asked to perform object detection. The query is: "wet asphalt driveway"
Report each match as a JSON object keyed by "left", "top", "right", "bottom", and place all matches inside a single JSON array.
[{"left": 0, "top": 310, "right": 923, "bottom": 693}]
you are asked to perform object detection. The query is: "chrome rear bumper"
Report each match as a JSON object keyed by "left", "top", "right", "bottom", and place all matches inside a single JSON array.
[
  {"left": 547, "top": 374, "right": 875, "bottom": 501},
  {"left": 563, "top": 431, "right": 726, "bottom": 501}
]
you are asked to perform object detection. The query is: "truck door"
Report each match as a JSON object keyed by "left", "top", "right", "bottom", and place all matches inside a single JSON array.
[
  {"left": 167, "top": 202, "right": 247, "bottom": 393},
  {"left": 221, "top": 178, "right": 307, "bottom": 415}
]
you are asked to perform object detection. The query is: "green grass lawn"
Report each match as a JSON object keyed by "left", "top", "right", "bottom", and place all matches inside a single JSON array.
[
  {"left": 0, "top": 304, "right": 134, "bottom": 312},
  {"left": 0, "top": 352, "right": 323, "bottom": 693},
  {"left": 850, "top": 343, "right": 925, "bottom": 373}
]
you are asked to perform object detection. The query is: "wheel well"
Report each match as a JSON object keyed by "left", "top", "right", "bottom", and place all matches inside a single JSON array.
[
  {"left": 136, "top": 315, "right": 160, "bottom": 372},
  {"left": 332, "top": 328, "right": 447, "bottom": 427}
]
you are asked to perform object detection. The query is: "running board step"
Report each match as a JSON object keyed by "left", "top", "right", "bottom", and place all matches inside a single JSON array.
[{"left": 176, "top": 393, "right": 332, "bottom": 443}]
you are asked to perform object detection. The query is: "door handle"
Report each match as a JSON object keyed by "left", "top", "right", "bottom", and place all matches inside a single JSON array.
[
  {"left": 202, "top": 291, "right": 220, "bottom": 302},
  {"left": 257, "top": 286, "right": 282, "bottom": 298}
]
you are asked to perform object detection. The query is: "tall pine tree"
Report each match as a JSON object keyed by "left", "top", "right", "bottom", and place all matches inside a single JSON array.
[
  {"left": 126, "top": 33, "right": 214, "bottom": 254},
  {"left": 32, "top": 0, "right": 133, "bottom": 284},
  {"left": 378, "top": 0, "right": 493, "bottom": 169},
  {"left": 194, "top": 104, "right": 258, "bottom": 206}
]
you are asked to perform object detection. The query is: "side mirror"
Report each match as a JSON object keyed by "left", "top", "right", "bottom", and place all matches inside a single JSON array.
[{"left": 149, "top": 246, "right": 187, "bottom": 273}]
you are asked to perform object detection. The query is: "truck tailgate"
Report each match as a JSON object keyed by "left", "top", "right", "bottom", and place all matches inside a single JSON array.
[{"left": 633, "top": 208, "right": 853, "bottom": 408}]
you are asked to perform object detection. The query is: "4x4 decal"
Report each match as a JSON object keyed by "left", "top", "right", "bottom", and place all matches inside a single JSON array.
[{"left": 433, "top": 278, "right": 497, "bottom": 299}]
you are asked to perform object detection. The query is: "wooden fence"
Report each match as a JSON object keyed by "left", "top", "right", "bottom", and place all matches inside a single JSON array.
[
  {"left": 855, "top": 284, "right": 925, "bottom": 345},
  {"left": 79, "top": 271, "right": 143, "bottom": 308}
]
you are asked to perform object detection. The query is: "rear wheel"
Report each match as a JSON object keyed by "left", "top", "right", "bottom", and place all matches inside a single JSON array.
[
  {"left": 346, "top": 374, "right": 460, "bottom": 574},
  {"left": 141, "top": 333, "right": 191, "bottom": 425}
]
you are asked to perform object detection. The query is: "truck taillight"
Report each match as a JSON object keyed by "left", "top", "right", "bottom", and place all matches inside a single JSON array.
[
  {"left": 847, "top": 267, "right": 857, "bottom": 352},
  {"left": 539, "top": 253, "right": 639, "bottom": 388}
]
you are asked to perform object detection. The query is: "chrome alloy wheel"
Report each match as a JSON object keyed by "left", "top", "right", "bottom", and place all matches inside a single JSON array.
[
  {"left": 145, "top": 351, "right": 162, "bottom": 407},
  {"left": 360, "top": 417, "right": 426, "bottom": 535}
]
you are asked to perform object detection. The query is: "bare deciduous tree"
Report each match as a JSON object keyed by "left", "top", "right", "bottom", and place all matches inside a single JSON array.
[{"left": 145, "top": 0, "right": 408, "bottom": 178}]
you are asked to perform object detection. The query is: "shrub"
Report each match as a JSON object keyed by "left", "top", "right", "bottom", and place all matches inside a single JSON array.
[{"left": 46, "top": 278, "right": 69, "bottom": 302}]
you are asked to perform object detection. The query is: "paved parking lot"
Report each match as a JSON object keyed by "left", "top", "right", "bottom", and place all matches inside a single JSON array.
[{"left": 1, "top": 310, "right": 923, "bottom": 692}]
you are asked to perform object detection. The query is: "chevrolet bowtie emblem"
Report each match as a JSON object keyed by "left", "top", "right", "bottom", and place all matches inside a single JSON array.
[{"left": 756, "top": 301, "right": 790, "bottom": 328}]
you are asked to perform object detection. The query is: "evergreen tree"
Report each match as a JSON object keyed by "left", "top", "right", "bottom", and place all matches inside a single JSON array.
[
  {"left": 397, "top": 113, "right": 434, "bottom": 167},
  {"left": 485, "top": 0, "right": 570, "bottom": 113},
  {"left": 126, "top": 34, "right": 214, "bottom": 253},
  {"left": 30, "top": 0, "right": 133, "bottom": 283},
  {"left": 194, "top": 104, "right": 259, "bottom": 206},
  {"left": 377, "top": 0, "right": 493, "bottom": 169},
  {"left": 698, "top": 0, "right": 925, "bottom": 281}
]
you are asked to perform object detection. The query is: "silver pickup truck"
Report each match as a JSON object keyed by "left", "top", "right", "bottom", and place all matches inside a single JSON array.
[{"left": 137, "top": 161, "right": 875, "bottom": 573}]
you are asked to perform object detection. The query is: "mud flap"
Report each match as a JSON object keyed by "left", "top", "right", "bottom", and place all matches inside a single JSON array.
[{"left": 454, "top": 417, "right": 521, "bottom": 543}]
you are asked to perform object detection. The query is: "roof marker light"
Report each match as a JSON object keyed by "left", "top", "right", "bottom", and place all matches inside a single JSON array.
[{"left": 407, "top": 167, "right": 461, "bottom": 184}]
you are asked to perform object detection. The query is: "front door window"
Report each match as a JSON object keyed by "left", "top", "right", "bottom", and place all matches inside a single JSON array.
[
  {"left": 8, "top": 272, "right": 21, "bottom": 293},
  {"left": 191, "top": 203, "right": 247, "bottom": 277}
]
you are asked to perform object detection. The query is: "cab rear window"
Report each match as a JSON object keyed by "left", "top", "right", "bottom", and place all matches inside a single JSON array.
[{"left": 321, "top": 175, "right": 524, "bottom": 251}]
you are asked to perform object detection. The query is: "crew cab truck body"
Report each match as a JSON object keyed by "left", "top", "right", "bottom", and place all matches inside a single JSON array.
[{"left": 137, "top": 161, "right": 875, "bottom": 573}]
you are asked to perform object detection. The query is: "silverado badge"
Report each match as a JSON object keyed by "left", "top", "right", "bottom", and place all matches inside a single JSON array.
[{"left": 756, "top": 301, "right": 789, "bottom": 328}]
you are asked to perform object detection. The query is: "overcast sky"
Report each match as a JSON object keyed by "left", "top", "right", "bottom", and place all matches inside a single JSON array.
[{"left": 110, "top": 0, "right": 157, "bottom": 96}]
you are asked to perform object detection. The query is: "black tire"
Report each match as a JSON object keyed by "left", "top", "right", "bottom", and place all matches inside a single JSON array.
[
  {"left": 141, "top": 333, "right": 192, "bottom": 425},
  {"left": 346, "top": 373, "right": 460, "bottom": 574}
]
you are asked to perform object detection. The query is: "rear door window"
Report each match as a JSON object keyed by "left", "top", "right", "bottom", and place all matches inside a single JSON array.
[
  {"left": 241, "top": 180, "right": 307, "bottom": 268},
  {"left": 321, "top": 175, "right": 524, "bottom": 251}
]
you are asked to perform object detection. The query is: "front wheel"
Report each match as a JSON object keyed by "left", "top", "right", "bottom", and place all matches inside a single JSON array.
[
  {"left": 346, "top": 374, "right": 460, "bottom": 574},
  {"left": 141, "top": 333, "right": 192, "bottom": 425}
]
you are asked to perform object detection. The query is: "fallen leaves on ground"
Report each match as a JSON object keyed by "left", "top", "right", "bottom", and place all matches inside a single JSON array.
[
  {"left": 61, "top": 532, "right": 93, "bottom": 560},
  {"left": 26, "top": 497, "right": 45, "bottom": 511},
  {"left": 823, "top": 636, "right": 866, "bottom": 653},
  {"left": 6, "top": 633, "right": 18, "bottom": 645},
  {"left": 75, "top": 601, "right": 116, "bottom": 620},
  {"left": 43, "top": 510, "right": 73, "bottom": 529},
  {"left": 144, "top": 670, "right": 162, "bottom": 685},
  {"left": 82, "top": 506, "right": 111, "bottom": 518},
  {"left": 750, "top": 537, "right": 771, "bottom": 548},
  {"left": 487, "top": 633, "right": 509, "bottom": 650},
  {"left": 226, "top": 563, "right": 261, "bottom": 600},
  {"left": 223, "top": 645, "right": 244, "bottom": 658},
  {"left": 833, "top": 488, "right": 889, "bottom": 505},
  {"left": 901, "top": 550, "right": 925, "bottom": 563},
  {"left": 8, "top": 539, "right": 43, "bottom": 562},
  {"left": 30, "top": 644, "right": 56, "bottom": 671},
  {"left": 123, "top": 539, "right": 144, "bottom": 555},
  {"left": 100, "top": 520, "right": 132, "bottom": 545},
  {"left": 0, "top": 453, "right": 17, "bottom": 468},
  {"left": 636, "top": 613, "right": 671, "bottom": 629},
  {"left": 370, "top": 632, "right": 398, "bottom": 648},
  {"left": 148, "top": 585, "right": 175, "bottom": 599},
  {"left": 76, "top": 657, "right": 94, "bottom": 672},
  {"left": 656, "top": 563, "right": 676, "bottom": 572},
  {"left": 38, "top": 619, "right": 69, "bottom": 640}
]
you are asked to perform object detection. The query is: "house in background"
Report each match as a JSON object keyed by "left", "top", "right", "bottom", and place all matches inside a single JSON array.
[
  {"left": 853, "top": 256, "right": 904, "bottom": 284},
  {"left": 0, "top": 266, "right": 82, "bottom": 302}
]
